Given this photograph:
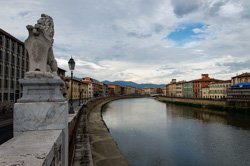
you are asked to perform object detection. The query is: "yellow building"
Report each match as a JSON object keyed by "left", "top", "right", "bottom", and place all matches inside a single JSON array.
[
  {"left": 108, "top": 84, "right": 121, "bottom": 95},
  {"left": 65, "top": 77, "right": 88, "bottom": 100},
  {"left": 201, "top": 86, "right": 210, "bottom": 98},
  {"left": 125, "top": 86, "right": 136, "bottom": 95},
  {"left": 167, "top": 79, "right": 177, "bottom": 96},
  {"left": 209, "top": 80, "right": 231, "bottom": 99}
]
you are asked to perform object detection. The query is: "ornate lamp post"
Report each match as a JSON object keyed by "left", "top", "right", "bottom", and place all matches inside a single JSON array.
[{"left": 68, "top": 57, "right": 75, "bottom": 114}]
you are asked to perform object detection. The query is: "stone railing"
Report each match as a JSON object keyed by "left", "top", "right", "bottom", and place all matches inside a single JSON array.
[
  {"left": 0, "top": 102, "right": 84, "bottom": 166},
  {"left": 0, "top": 130, "right": 63, "bottom": 166}
]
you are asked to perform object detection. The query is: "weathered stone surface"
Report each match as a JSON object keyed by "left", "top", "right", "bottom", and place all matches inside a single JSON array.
[
  {"left": 25, "top": 13, "right": 57, "bottom": 73},
  {"left": 18, "top": 76, "right": 65, "bottom": 103},
  {"left": 0, "top": 130, "right": 62, "bottom": 166},
  {"left": 14, "top": 101, "right": 67, "bottom": 135}
]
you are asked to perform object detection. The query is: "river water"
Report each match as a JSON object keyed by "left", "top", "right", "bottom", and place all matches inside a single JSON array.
[{"left": 102, "top": 98, "right": 250, "bottom": 166}]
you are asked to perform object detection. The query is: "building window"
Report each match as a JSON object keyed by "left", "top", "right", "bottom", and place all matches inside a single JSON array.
[
  {"left": 21, "top": 70, "right": 24, "bottom": 78},
  {"left": 12, "top": 42, "right": 15, "bottom": 52},
  {"left": 5, "top": 65, "right": 9, "bottom": 77},
  {"left": 18, "top": 45, "right": 21, "bottom": 54},
  {"left": 0, "top": 51, "right": 3, "bottom": 62},
  {"left": 17, "top": 57, "right": 20, "bottom": 65},
  {"left": 0, "top": 35, "right": 3, "bottom": 46},
  {"left": 16, "top": 68, "right": 20, "bottom": 79},
  {"left": 11, "top": 80, "right": 14, "bottom": 89},
  {"left": 11, "top": 54, "right": 15, "bottom": 65},
  {"left": 11, "top": 66, "right": 14, "bottom": 77},
  {"left": 5, "top": 52, "right": 9, "bottom": 62},
  {"left": 10, "top": 93, "right": 14, "bottom": 101},
  {"left": 4, "top": 79, "right": 8, "bottom": 88},
  {"left": 4, "top": 93, "right": 8, "bottom": 101},
  {"left": 5, "top": 38, "right": 9, "bottom": 48},
  {"left": 0, "top": 64, "right": 2, "bottom": 76}
]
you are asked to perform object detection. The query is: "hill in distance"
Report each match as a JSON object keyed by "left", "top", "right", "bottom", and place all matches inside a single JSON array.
[{"left": 102, "top": 80, "right": 165, "bottom": 89}]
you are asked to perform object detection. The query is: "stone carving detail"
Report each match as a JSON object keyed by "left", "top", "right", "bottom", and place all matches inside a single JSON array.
[{"left": 25, "top": 14, "right": 58, "bottom": 74}]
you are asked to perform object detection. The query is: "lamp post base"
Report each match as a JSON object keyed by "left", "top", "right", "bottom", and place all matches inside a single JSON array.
[{"left": 69, "top": 105, "right": 74, "bottom": 114}]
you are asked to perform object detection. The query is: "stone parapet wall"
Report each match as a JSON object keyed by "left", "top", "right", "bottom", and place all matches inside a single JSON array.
[
  {"left": 0, "top": 102, "right": 84, "bottom": 166},
  {"left": 0, "top": 130, "right": 63, "bottom": 166}
]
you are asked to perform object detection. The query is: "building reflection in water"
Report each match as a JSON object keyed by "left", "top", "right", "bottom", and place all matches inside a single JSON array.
[{"left": 165, "top": 103, "right": 250, "bottom": 130}]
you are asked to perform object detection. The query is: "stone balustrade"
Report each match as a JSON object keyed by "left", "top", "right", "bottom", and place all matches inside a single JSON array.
[{"left": 0, "top": 102, "right": 84, "bottom": 166}]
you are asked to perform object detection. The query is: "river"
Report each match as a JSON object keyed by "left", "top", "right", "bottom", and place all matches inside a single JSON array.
[{"left": 102, "top": 98, "right": 250, "bottom": 166}]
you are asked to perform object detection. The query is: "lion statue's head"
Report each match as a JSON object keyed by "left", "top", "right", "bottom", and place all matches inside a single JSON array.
[{"left": 35, "top": 14, "right": 54, "bottom": 43}]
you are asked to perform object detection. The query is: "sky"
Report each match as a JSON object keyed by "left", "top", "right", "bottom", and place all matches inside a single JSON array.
[{"left": 1, "top": 0, "right": 250, "bottom": 84}]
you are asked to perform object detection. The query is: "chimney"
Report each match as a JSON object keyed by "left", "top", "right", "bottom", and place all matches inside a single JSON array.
[
  {"left": 201, "top": 74, "right": 209, "bottom": 79},
  {"left": 171, "top": 79, "right": 176, "bottom": 83}
]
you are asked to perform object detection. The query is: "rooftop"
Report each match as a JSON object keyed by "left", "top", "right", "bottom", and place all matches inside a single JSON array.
[{"left": 232, "top": 72, "right": 250, "bottom": 79}]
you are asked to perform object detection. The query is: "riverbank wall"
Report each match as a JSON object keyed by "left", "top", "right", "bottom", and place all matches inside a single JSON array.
[
  {"left": 156, "top": 96, "right": 249, "bottom": 112},
  {"left": 74, "top": 96, "right": 143, "bottom": 166}
]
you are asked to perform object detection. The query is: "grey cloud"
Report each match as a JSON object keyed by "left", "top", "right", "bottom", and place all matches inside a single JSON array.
[
  {"left": 241, "top": 0, "right": 250, "bottom": 19},
  {"left": 216, "top": 60, "right": 250, "bottom": 72},
  {"left": 171, "top": 0, "right": 201, "bottom": 17},
  {"left": 127, "top": 32, "right": 152, "bottom": 38},
  {"left": 153, "top": 24, "right": 164, "bottom": 34},
  {"left": 157, "top": 65, "right": 175, "bottom": 71},
  {"left": 18, "top": 11, "right": 31, "bottom": 17},
  {"left": 206, "top": 1, "right": 227, "bottom": 17},
  {"left": 168, "top": 70, "right": 186, "bottom": 76}
]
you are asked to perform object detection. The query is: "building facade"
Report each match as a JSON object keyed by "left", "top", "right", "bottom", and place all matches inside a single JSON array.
[
  {"left": 231, "top": 73, "right": 250, "bottom": 85},
  {"left": 209, "top": 80, "right": 231, "bottom": 99},
  {"left": 57, "top": 67, "right": 66, "bottom": 80},
  {"left": 65, "top": 77, "right": 88, "bottom": 100},
  {"left": 201, "top": 86, "right": 210, "bottom": 98},
  {"left": 176, "top": 81, "right": 185, "bottom": 97},
  {"left": 183, "top": 81, "right": 193, "bottom": 98},
  {"left": 166, "top": 79, "right": 177, "bottom": 96},
  {"left": 108, "top": 84, "right": 122, "bottom": 96},
  {"left": 192, "top": 74, "right": 221, "bottom": 98},
  {"left": 227, "top": 82, "right": 250, "bottom": 108},
  {"left": 0, "top": 28, "right": 29, "bottom": 103}
]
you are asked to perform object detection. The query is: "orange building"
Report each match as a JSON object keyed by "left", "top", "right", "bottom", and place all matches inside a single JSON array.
[
  {"left": 108, "top": 84, "right": 122, "bottom": 96},
  {"left": 192, "top": 74, "right": 221, "bottom": 98}
]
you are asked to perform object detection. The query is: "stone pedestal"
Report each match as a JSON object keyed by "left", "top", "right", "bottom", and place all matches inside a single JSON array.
[{"left": 14, "top": 74, "right": 68, "bottom": 166}]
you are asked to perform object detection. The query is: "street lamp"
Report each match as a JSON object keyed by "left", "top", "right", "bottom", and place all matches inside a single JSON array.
[{"left": 68, "top": 57, "right": 75, "bottom": 114}]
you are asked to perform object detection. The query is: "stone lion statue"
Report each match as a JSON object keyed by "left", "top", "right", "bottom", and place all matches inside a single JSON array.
[{"left": 25, "top": 14, "right": 58, "bottom": 74}]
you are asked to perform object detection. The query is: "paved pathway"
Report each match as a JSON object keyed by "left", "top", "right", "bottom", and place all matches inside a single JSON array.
[{"left": 87, "top": 99, "right": 128, "bottom": 166}]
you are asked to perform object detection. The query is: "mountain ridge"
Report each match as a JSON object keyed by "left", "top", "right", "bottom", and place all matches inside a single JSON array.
[{"left": 102, "top": 80, "right": 165, "bottom": 89}]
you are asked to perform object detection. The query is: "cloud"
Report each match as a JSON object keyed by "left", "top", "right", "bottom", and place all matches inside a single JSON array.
[
  {"left": 0, "top": 0, "right": 250, "bottom": 84},
  {"left": 206, "top": 1, "right": 227, "bottom": 17},
  {"left": 127, "top": 32, "right": 152, "bottom": 38},
  {"left": 171, "top": 0, "right": 201, "bottom": 17},
  {"left": 216, "top": 60, "right": 250, "bottom": 72},
  {"left": 18, "top": 11, "right": 31, "bottom": 18}
]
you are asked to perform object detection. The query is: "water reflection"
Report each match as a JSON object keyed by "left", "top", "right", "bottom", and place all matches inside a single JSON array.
[
  {"left": 165, "top": 103, "right": 250, "bottom": 130},
  {"left": 102, "top": 98, "right": 250, "bottom": 166}
]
